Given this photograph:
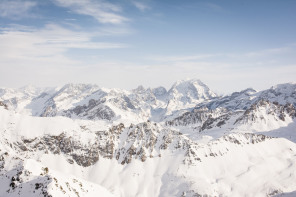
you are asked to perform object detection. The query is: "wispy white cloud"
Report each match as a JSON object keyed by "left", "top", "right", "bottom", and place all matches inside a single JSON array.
[
  {"left": 150, "top": 54, "right": 218, "bottom": 62},
  {"left": 132, "top": 1, "right": 150, "bottom": 12},
  {"left": 73, "top": 59, "right": 296, "bottom": 93},
  {"left": 204, "top": 2, "right": 229, "bottom": 13},
  {"left": 204, "top": 3, "right": 224, "bottom": 13},
  {"left": 0, "top": 23, "right": 295, "bottom": 93},
  {"left": 0, "top": 23, "right": 129, "bottom": 88},
  {"left": 243, "top": 47, "right": 292, "bottom": 58},
  {"left": 0, "top": 23, "right": 128, "bottom": 87},
  {"left": 139, "top": 45, "right": 296, "bottom": 92},
  {"left": 52, "top": 0, "right": 128, "bottom": 24},
  {"left": 0, "top": 24, "right": 127, "bottom": 59},
  {"left": 150, "top": 46, "right": 295, "bottom": 63},
  {"left": 0, "top": 0, "right": 37, "bottom": 19}
]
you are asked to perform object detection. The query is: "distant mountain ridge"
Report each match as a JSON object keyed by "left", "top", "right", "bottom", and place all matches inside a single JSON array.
[
  {"left": 1, "top": 79, "right": 296, "bottom": 196},
  {"left": 1, "top": 80, "right": 295, "bottom": 124},
  {"left": 0, "top": 79, "right": 218, "bottom": 123}
]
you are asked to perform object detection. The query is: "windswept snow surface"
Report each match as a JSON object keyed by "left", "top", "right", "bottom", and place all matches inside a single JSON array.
[{"left": 1, "top": 79, "right": 296, "bottom": 197}]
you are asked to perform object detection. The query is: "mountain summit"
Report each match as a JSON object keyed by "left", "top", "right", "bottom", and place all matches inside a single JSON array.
[
  {"left": 0, "top": 80, "right": 296, "bottom": 196},
  {"left": 168, "top": 79, "right": 217, "bottom": 102}
]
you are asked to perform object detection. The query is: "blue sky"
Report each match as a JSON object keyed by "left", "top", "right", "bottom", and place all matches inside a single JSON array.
[{"left": 0, "top": 0, "right": 295, "bottom": 94}]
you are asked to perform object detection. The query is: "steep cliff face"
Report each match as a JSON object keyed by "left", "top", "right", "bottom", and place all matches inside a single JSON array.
[
  {"left": 0, "top": 151, "right": 115, "bottom": 197},
  {"left": 2, "top": 118, "right": 295, "bottom": 197},
  {"left": 11, "top": 122, "right": 187, "bottom": 167},
  {"left": 166, "top": 99, "right": 296, "bottom": 133},
  {"left": 198, "top": 83, "right": 296, "bottom": 111},
  {"left": 0, "top": 101, "right": 8, "bottom": 110},
  {"left": 234, "top": 100, "right": 296, "bottom": 125},
  {"left": 166, "top": 107, "right": 228, "bottom": 127}
]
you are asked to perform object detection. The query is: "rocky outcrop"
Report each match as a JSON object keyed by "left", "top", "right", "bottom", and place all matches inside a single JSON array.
[
  {"left": 197, "top": 83, "right": 296, "bottom": 111},
  {"left": 40, "top": 98, "right": 57, "bottom": 117},
  {"left": 0, "top": 151, "right": 113, "bottom": 197},
  {"left": 0, "top": 101, "right": 8, "bottom": 110},
  {"left": 165, "top": 106, "right": 238, "bottom": 132},
  {"left": 234, "top": 99, "right": 296, "bottom": 125},
  {"left": 11, "top": 122, "right": 188, "bottom": 166},
  {"left": 166, "top": 99, "right": 296, "bottom": 132},
  {"left": 166, "top": 107, "right": 211, "bottom": 126},
  {"left": 184, "top": 133, "right": 273, "bottom": 165},
  {"left": 12, "top": 120, "right": 276, "bottom": 169},
  {"left": 200, "top": 112, "right": 233, "bottom": 131},
  {"left": 199, "top": 88, "right": 256, "bottom": 110},
  {"left": 64, "top": 98, "right": 116, "bottom": 120}
]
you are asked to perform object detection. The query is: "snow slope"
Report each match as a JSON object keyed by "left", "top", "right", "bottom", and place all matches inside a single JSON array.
[
  {"left": 1, "top": 80, "right": 296, "bottom": 197},
  {"left": 0, "top": 152, "right": 115, "bottom": 197},
  {"left": 0, "top": 79, "right": 218, "bottom": 123}
]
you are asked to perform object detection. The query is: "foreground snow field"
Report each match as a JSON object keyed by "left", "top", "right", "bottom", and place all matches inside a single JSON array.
[{"left": 1, "top": 79, "right": 296, "bottom": 196}]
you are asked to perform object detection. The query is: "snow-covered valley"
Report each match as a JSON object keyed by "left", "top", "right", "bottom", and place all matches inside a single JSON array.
[{"left": 1, "top": 79, "right": 296, "bottom": 197}]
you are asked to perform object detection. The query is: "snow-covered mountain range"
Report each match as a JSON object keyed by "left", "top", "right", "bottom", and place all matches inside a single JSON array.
[{"left": 1, "top": 79, "right": 296, "bottom": 197}]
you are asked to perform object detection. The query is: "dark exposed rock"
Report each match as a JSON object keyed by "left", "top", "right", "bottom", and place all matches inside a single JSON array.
[
  {"left": 13, "top": 118, "right": 275, "bottom": 169},
  {"left": 197, "top": 83, "right": 296, "bottom": 112},
  {"left": 16, "top": 121, "right": 184, "bottom": 166},
  {"left": 222, "top": 133, "right": 271, "bottom": 144},
  {"left": 200, "top": 112, "right": 236, "bottom": 131},
  {"left": 0, "top": 101, "right": 8, "bottom": 110},
  {"left": 197, "top": 88, "right": 256, "bottom": 111},
  {"left": 40, "top": 99, "right": 57, "bottom": 117},
  {"left": 234, "top": 99, "right": 296, "bottom": 125},
  {"left": 10, "top": 182, "right": 16, "bottom": 189},
  {"left": 166, "top": 107, "right": 227, "bottom": 127},
  {"left": 64, "top": 98, "right": 115, "bottom": 121}
]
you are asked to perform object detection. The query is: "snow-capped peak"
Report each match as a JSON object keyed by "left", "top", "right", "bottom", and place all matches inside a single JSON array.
[
  {"left": 132, "top": 85, "right": 146, "bottom": 94},
  {"left": 268, "top": 82, "right": 296, "bottom": 96},
  {"left": 161, "top": 79, "right": 218, "bottom": 117},
  {"left": 57, "top": 83, "right": 99, "bottom": 94},
  {"left": 169, "top": 79, "right": 217, "bottom": 101},
  {"left": 152, "top": 86, "right": 167, "bottom": 97},
  {"left": 18, "top": 85, "right": 39, "bottom": 95},
  {"left": 1, "top": 80, "right": 296, "bottom": 197},
  {"left": 259, "top": 82, "right": 296, "bottom": 106}
]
